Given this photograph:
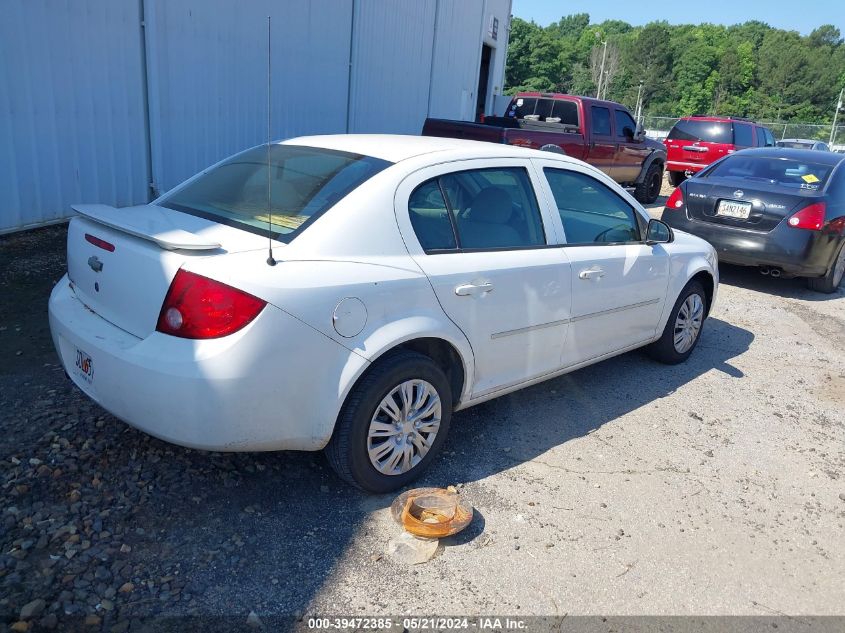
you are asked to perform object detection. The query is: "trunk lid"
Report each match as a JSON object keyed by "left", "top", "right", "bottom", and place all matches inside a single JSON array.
[
  {"left": 67, "top": 204, "right": 273, "bottom": 338},
  {"left": 683, "top": 178, "right": 819, "bottom": 232}
]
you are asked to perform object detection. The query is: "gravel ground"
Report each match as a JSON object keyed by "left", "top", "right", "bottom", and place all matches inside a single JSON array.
[{"left": 1, "top": 212, "right": 843, "bottom": 631}]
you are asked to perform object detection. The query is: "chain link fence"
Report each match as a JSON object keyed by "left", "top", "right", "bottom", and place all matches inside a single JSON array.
[{"left": 641, "top": 115, "right": 845, "bottom": 151}]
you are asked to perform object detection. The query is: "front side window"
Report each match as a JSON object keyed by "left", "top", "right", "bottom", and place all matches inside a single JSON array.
[
  {"left": 543, "top": 168, "right": 641, "bottom": 244},
  {"left": 615, "top": 110, "right": 637, "bottom": 139},
  {"left": 591, "top": 106, "right": 612, "bottom": 136},
  {"left": 408, "top": 168, "right": 546, "bottom": 252},
  {"left": 158, "top": 144, "right": 391, "bottom": 242}
]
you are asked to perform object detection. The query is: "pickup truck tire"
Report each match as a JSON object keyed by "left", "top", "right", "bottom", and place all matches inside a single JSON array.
[
  {"left": 668, "top": 171, "right": 686, "bottom": 187},
  {"left": 539, "top": 144, "right": 566, "bottom": 154},
  {"left": 634, "top": 162, "right": 664, "bottom": 204}
]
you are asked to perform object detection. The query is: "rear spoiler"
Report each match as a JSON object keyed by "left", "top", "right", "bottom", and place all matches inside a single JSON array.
[{"left": 71, "top": 204, "right": 221, "bottom": 251}]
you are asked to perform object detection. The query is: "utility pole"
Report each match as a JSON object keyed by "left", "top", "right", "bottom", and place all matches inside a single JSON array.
[
  {"left": 830, "top": 87, "right": 843, "bottom": 146},
  {"left": 634, "top": 81, "right": 644, "bottom": 125},
  {"left": 596, "top": 38, "right": 608, "bottom": 99}
]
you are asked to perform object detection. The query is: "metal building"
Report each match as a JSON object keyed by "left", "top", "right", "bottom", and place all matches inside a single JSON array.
[{"left": 0, "top": 0, "right": 512, "bottom": 233}]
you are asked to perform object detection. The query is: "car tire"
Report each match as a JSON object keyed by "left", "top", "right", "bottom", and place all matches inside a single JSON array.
[
  {"left": 668, "top": 171, "right": 686, "bottom": 187},
  {"left": 646, "top": 280, "right": 707, "bottom": 365},
  {"left": 325, "top": 350, "right": 453, "bottom": 493},
  {"left": 634, "top": 162, "right": 664, "bottom": 204},
  {"left": 806, "top": 241, "right": 845, "bottom": 294}
]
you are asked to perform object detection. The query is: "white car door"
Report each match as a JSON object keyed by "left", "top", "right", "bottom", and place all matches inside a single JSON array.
[
  {"left": 395, "top": 158, "right": 572, "bottom": 397},
  {"left": 532, "top": 159, "right": 670, "bottom": 364}
]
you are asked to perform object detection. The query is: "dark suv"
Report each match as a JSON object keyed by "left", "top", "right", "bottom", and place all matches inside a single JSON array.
[{"left": 664, "top": 116, "right": 775, "bottom": 186}]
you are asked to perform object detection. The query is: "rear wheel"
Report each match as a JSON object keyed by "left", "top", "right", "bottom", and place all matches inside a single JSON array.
[
  {"left": 634, "top": 162, "right": 664, "bottom": 204},
  {"left": 807, "top": 241, "right": 845, "bottom": 294},
  {"left": 668, "top": 171, "right": 686, "bottom": 187},
  {"left": 325, "top": 350, "right": 452, "bottom": 493},
  {"left": 647, "top": 280, "right": 706, "bottom": 365}
]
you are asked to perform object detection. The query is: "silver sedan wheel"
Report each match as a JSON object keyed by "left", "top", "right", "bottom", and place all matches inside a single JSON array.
[
  {"left": 367, "top": 379, "right": 442, "bottom": 476},
  {"left": 673, "top": 293, "right": 704, "bottom": 354}
]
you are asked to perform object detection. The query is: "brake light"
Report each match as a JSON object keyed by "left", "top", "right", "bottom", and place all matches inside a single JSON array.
[
  {"left": 156, "top": 270, "right": 266, "bottom": 339},
  {"left": 666, "top": 187, "right": 684, "bottom": 209},
  {"left": 85, "top": 233, "right": 115, "bottom": 252},
  {"left": 787, "top": 202, "right": 825, "bottom": 231}
]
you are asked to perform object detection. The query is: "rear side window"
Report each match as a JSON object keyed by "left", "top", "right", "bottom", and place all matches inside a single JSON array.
[
  {"left": 409, "top": 168, "right": 546, "bottom": 251},
  {"left": 158, "top": 144, "right": 391, "bottom": 243},
  {"left": 764, "top": 129, "right": 776, "bottom": 147},
  {"left": 591, "top": 106, "right": 612, "bottom": 136},
  {"left": 543, "top": 169, "right": 641, "bottom": 244},
  {"left": 668, "top": 120, "right": 732, "bottom": 144},
  {"left": 734, "top": 123, "right": 754, "bottom": 147},
  {"left": 408, "top": 181, "right": 457, "bottom": 251},
  {"left": 704, "top": 155, "right": 834, "bottom": 189}
]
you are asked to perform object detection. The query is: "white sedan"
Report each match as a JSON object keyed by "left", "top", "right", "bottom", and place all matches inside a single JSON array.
[{"left": 49, "top": 135, "right": 718, "bottom": 492}]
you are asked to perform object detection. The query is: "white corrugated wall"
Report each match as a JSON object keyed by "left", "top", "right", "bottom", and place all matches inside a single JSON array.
[
  {"left": 0, "top": 0, "right": 511, "bottom": 233},
  {"left": 0, "top": 0, "right": 150, "bottom": 233}
]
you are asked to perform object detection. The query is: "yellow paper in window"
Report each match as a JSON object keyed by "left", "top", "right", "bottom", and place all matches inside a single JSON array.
[{"left": 801, "top": 174, "right": 820, "bottom": 183}]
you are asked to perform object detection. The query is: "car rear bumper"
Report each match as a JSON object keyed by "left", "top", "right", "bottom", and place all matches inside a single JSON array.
[
  {"left": 666, "top": 161, "right": 707, "bottom": 173},
  {"left": 48, "top": 276, "right": 367, "bottom": 451},
  {"left": 662, "top": 213, "right": 838, "bottom": 276}
]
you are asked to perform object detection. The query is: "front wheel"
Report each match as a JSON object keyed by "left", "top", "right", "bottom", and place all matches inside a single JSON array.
[
  {"left": 647, "top": 281, "right": 707, "bottom": 364},
  {"left": 634, "top": 162, "right": 664, "bottom": 204},
  {"left": 806, "top": 241, "right": 845, "bottom": 293},
  {"left": 325, "top": 350, "right": 452, "bottom": 493}
]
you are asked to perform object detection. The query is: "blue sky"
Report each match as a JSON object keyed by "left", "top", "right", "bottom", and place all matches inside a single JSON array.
[{"left": 511, "top": 0, "right": 845, "bottom": 36}]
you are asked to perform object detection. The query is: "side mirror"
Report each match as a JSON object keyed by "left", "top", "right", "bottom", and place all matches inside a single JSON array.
[
  {"left": 646, "top": 218, "right": 673, "bottom": 245},
  {"left": 634, "top": 123, "right": 646, "bottom": 142}
]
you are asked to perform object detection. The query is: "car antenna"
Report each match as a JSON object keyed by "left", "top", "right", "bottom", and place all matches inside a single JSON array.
[{"left": 265, "top": 15, "right": 277, "bottom": 267}]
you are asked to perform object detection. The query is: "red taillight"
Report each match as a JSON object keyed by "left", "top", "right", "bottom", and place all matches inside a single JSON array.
[
  {"left": 156, "top": 270, "right": 266, "bottom": 339},
  {"left": 85, "top": 233, "right": 115, "bottom": 252},
  {"left": 666, "top": 187, "right": 684, "bottom": 210},
  {"left": 787, "top": 202, "right": 826, "bottom": 231}
]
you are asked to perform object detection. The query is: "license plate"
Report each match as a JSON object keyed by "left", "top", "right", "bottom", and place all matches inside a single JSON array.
[
  {"left": 716, "top": 199, "right": 752, "bottom": 219},
  {"left": 73, "top": 347, "right": 94, "bottom": 384}
]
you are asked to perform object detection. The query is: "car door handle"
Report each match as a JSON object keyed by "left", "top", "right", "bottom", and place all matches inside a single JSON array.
[
  {"left": 578, "top": 267, "right": 605, "bottom": 280},
  {"left": 455, "top": 282, "right": 494, "bottom": 296}
]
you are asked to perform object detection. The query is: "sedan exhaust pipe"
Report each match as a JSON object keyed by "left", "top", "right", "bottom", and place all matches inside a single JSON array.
[
  {"left": 769, "top": 268, "right": 782, "bottom": 278},
  {"left": 759, "top": 267, "right": 770, "bottom": 276}
]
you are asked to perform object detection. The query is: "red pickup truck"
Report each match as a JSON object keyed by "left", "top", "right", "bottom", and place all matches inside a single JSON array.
[{"left": 422, "top": 92, "right": 667, "bottom": 204}]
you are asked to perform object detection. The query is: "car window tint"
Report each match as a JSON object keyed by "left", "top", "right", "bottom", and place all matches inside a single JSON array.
[
  {"left": 158, "top": 145, "right": 390, "bottom": 243},
  {"left": 551, "top": 100, "right": 579, "bottom": 126},
  {"left": 704, "top": 155, "right": 834, "bottom": 189},
  {"left": 667, "top": 120, "right": 732, "bottom": 143},
  {"left": 764, "top": 129, "right": 776, "bottom": 147},
  {"left": 543, "top": 168, "right": 641, "bottom": 244},
  {"left": 734, "top": 123, "right": 754, "bottom": 147},
  {"left": 614, "top": 110, "right": 637, "bottom": 139},
  {"left": 534, "top": 99, "right": 554, "bottom": 121},
  {"left": 507, "top": 97, "right": 537, "bottom": 119},
  {"left": 438, "top": 168, "right": 546, "bottom": 250},
  {"left": 591, "top": 106, "right": 612, "bottom": 136},
  {"left": 408, "top": 180, "right": 457, "bottom": 251}
]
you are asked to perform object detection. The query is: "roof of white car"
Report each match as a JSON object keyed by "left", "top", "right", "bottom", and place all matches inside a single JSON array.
[{"left": 282, "top": 134, "right": 571, "bottom": 164}]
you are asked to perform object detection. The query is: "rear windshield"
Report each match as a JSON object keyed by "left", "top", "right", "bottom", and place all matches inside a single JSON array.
[
  {"left": 158, "top": 145, "right": 391, "bottom": 242},
  {"left": 506, "top": 97, "right": 579, "bottom": 126},
  {"left": 703, "top": 155, "right": 833, "bottom": 190},
  {"left": 668, "top": 120, "right": 732, "bottom": 144},
  {"left": 776, "top": 141, "right": 814, "bottom": 149}
]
